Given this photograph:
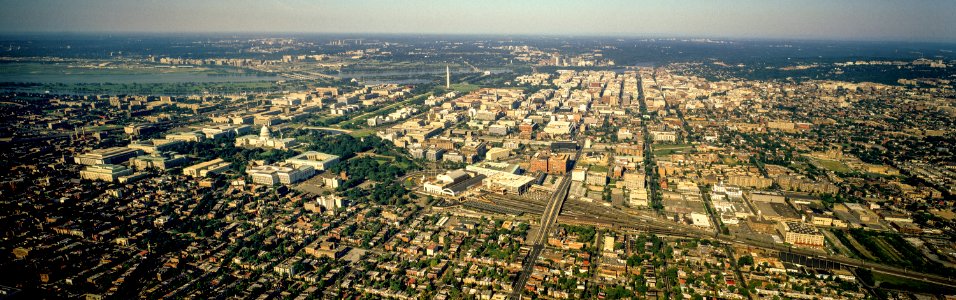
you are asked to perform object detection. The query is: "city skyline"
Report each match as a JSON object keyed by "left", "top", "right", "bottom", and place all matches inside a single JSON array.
[
  {"left": 1, "top": 1, "right": 955, "bottom": 299},
  {"left": 1, "top": 0, "right": 955, "bottom": 43}
]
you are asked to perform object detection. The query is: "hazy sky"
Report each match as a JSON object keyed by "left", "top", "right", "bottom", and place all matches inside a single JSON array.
[{"left": 1, "top": 0, "right": 954, "bottom": 42}]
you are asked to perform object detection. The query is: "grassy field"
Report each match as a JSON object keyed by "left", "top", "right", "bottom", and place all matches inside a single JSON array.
[
  {"left": 652, "top": 144, "right": 693, "bottom": 157},
  {"left": 337, "top": 93, "right": 431, "bottom": 129},
  {"left": 448, "top": 83, "right": 480, "bottom": 93},
  {"left": 813, "top": 158, "right": 852, "bottom": 173},
  {"left": 350, "top": 128, "right": 377, "bottom": 138},
  {"left": 588, "top": 164, "right": 610, "bottom": 173}
]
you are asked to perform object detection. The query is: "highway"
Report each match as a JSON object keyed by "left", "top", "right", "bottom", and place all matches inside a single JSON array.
[{"left": 509, "top": 138, "right": 583, "bottom": 299}]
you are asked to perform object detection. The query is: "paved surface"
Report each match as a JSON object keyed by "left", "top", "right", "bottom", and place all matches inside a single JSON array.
[{"left": 509, "top": 138, "right": 583, "bottom": 299}]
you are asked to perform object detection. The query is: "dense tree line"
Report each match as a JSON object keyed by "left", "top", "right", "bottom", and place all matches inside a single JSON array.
[
  {"left": 167, "top": 140, "right": 297, "bottom": 172},
  {"left": 302, "top": 133, "right": 421, "bottom": 205},
  {"left": 339, "top": 179, "right": 411, "bottom": 204},
  {"left": 301, "top": 134, "right": 392, "bottom": 159},
  {"left": 331, "top": 157, "right": 404, "bottom": 183}
]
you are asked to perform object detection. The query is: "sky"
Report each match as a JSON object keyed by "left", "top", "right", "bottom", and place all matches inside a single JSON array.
[{"left": 0, "top": 0, "right": 954, "bottom": 42}]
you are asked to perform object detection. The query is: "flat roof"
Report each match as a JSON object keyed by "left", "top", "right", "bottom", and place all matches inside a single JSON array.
[
  {"left": 185, "top": 158, "right": 229, "bottom": 170},
  {"left": 287, "top": 151, "right": 340, "bottom": 162}
]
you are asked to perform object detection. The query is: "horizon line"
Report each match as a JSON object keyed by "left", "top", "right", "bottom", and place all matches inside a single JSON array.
[{"left": 1, "top": 30, "right": 955, "bottom": 45}]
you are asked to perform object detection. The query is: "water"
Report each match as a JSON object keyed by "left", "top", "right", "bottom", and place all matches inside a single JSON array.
[{"left": 0, "top": 72, "right": 282, "bottom": 84}]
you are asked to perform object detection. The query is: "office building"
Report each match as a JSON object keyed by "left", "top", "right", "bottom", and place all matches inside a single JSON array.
[
  {"left": 285, "top": 151, "right": 340, "bottom": 171},
  {"left": 128, "top": 139, "right": 183, "bottom": 154},
  {"left": 74, "top": 147, "right": 143, "bottom": 165},
  {"left": 183, "top": 158, "right": 232, "bottom": 177},
  {"left": 246, "top": 164, "right": 315, "bottom": 185},
  {"left": 80, "top": 164, "right": 134, "bottom": 182},
  {"left": 235, "top": 126, "right": 298, "bottom": 150},
  {"left": 130, "top": 152, "right": 189, "bottom": 170}
]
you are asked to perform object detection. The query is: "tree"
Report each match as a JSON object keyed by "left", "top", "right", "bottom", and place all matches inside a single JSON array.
[
  {"left": 627, "top": 254, "right": 643, "bottom": 267},
  {"left": 737, "top": 255, "right": 754, "bottom": 267}
]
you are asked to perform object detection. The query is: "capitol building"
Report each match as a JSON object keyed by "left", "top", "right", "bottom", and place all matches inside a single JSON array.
[{"left": 235, "top": 125, "right": 298, "bottom": 150}]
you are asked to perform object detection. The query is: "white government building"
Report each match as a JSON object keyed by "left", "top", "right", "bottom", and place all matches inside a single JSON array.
[
  {"left": 80, "top": 164, "right": 134, "bottom": 182},
  {"left": 235, "top": 126, "right": 298, "bottom": 150},
  {"left": 247, "top": 164, "right": 315, "bottom": 185},
  {"left": 285, "top": 151, "right": 340, "bottom": 171}
]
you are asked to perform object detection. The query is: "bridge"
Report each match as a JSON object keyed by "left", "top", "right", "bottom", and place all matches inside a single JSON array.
[{"left": 509, "top": 136, "right": 583, "bottom": 299}]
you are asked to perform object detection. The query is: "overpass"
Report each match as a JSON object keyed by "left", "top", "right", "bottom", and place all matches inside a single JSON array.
[{"left": 509, "top": 136, "right": 583, "bottom": 299}]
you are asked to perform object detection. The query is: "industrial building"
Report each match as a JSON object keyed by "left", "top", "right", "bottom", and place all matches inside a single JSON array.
[
  {"left": 423, "top": 169, "right": 485, "bottom": 197},
  {"left": 778, "top": 221, "right": 825, "bottom": 248}
]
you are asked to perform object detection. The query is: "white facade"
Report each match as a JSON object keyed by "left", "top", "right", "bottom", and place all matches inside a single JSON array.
[
  {"left": 183, "top": 158, "right": 232, "bottom": 177},
  {"left": 690, "top": 213, "right": 711, "bottom": 228},
  {"left": 629, "top": 188, "right": 649, "bottom": 207},
  {"left": 246, "top": 164, "right": 316, "bottom": 185},
  {"left": 74, "top": 147, "right": 143, "bottom": 165},
  {"left": 571, "top": 169, "right": 587, "bottom": 182},
  {"left": 650, "top": 131, "right": 677, "bottom": 143},
  {"left": 80, "top": 164, "right": 133, "bottom": 182},
  {"left": 235, "top": 126, "right": 298, "bottom": 150},
  {"left": 285, "top": 151, "right": 340, "bottom": 171}
]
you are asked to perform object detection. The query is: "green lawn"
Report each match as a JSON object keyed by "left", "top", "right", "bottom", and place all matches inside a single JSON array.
[
  {"left": 657, "top": 150, "right": 681, "bottom": 157},
  {"left": 349, "top": 128, "right": 376, "bottom": 138},
  {"left": 652, "top": 144, "right": 692, "bottom": 157},
  {"left": 448, "top": 83, "right": 480, "bottom": 93},
  {"left": 338, "top": 93, "right": 431, "bottom": 129},
  {"left": 653, "top": 143, "right": 693, "bottom": 150},
  {"left": 588, "top": 164, "right": 609, "bottom": 173},
  {"left": 814, "top": 158, "right": 852, "bottom": 173},
  {"left": 652, "top": 144, "right": 692, "bottom": 155}
]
